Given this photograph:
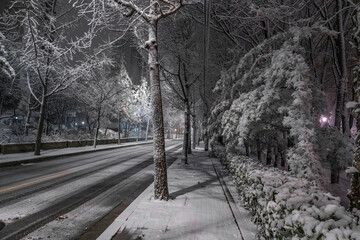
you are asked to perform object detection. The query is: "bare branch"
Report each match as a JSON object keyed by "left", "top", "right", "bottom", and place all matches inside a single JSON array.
[
  {"left": 113, "top": 0, "right": 151, "bottom": 22},
  {"left": 157, "top": 0, "right": 183, "bottom": 20}
]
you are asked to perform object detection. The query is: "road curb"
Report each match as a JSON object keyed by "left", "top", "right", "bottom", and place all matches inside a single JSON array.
[
  {"left": 211, "top": 158, "right": 257, "bottom": 240},
  {"left": 0, "top": 141, "right": 154, "bottom": 168}
]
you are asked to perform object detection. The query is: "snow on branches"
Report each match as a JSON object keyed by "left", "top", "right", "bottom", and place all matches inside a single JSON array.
[
  {"left": 0, "top": 33, "right": 15, "bottom": 79},
  {"left": 209, "top": 27, "right": 326, "bottom": 180}
]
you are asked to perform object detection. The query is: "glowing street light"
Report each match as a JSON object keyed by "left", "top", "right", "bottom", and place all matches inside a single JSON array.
[{"left": 320, "top": 115, "right": 329, "bottom": 124}]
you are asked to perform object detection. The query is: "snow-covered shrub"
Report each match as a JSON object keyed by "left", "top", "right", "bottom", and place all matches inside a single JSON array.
[
  {"left": 211, "top": 27, "right": 325, "bottom": 180},
  {"left": 212, "top": 144, "right": 360, "bottom": 239}
]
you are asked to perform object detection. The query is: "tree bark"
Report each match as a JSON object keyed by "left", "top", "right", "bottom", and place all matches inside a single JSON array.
[
  {"left": 183, "top": 100, "right": 190, "bottom": 164},
  {"left": 187, "top": 117, "right": 192, "bottom": 154},
  {"left": 350, "top": 112, "right": 360, "bottom": 209},
  {"left": 93, "top": 106, "right": 101, "bottom": 149},
  {"left": 25, "top": 93, "right": 32, "bottom": 136},
  {"left": 136, "top": 122, "right": 140, "bottom": 142},
  {"left": 244, "top": 140, "right": 250, "bottom": 157},
  {"left": 0, "top": 88, "right": 6, "bottom": 117},
  {"left": 118, "top": 112, "right": 121, "bottom": 145},
  {"left": 192, "top": 112, "right": 197, "bottom": 149},
  {"left": 349, "top": 1, "right": 360, "bottom": 210},
  {"left": 266, "top": 144, "right": 272, "bottom": 165},
  {"left": 34, "top": 93, "right": 47, "bottom": 155},
  {"left": 334, "top": 0, "right": 349, "bottom": 134},
  {"left": 281, "top": 131, "right": 288, "bottom": 167},
  {"left": 202, "top": 0, "right": 210, "bottom": 152},
  {"left": 274, "top": 145, "right": 279, "bottom": 168},
  {"left": 145, "top": 117, "right": 150, "bottom": 141},
  {"left": 256, "top": 138, "right": 261, "bottom": 162},
  {"left": 185, "top": 86, "right": 191, "bottom": 155},
  {"left": 203, "top": 125, "right": 209, "bottom": 151},
  {"left": 148, "top": 17, "right": 169, "bottom": 200},
  {"left": 45, "top": 116, "right": 50, "bottom": 136}
]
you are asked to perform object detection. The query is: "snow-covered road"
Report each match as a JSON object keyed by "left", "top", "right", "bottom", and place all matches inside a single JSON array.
[{"left": 0, "top": 140, "right": 182, "bottom": 240}]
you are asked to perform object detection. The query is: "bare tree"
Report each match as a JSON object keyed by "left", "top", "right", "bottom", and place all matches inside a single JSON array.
[
  {"left": 90, "top": 0, "right": 187, "bottom": 200},
  {"left": 75, "top": 63, "right": 133, "bottom": 148},
  {"left": 2, "top": 0, "right": 99, "bottom": 155}
]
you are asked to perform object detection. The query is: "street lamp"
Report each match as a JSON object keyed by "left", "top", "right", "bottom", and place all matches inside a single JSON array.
[{"left": 320, "top": 116, "right": 328, "bottom": 123}]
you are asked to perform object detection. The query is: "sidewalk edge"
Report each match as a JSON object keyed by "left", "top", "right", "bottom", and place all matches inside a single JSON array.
[{"left": 211, "top": 157, "right": 257, "bottom": 240}]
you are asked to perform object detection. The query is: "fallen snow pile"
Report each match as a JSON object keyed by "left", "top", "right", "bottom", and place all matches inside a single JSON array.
[{"left": 212, "top": 144, "right": 360, "bottom": 239}]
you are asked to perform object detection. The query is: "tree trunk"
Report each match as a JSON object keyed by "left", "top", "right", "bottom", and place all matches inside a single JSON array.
[
  {"left": 192, "top": 112, "right": 197, "bottom": 149},
  {"left": 148, "top": 18, "right": 169, "bottom": 200},
  {"left": 136, "top": 122, "right": 140, "bottom": 142},
  {"left": 34, "top": 95, "right": 47, "bottom": 155},
  {"left": 197, "top": 126, "right": 200, "bottom": 146},
  {"left": 182, "top": 101, "right": 190, "bottom": 164},
  {"left": 280, "top": 149, "right": 286, "bottom": 168},
  {"left": 0, "top": 88, "right": 6, "bottom": 117},
  {"left": 274, "top": 145, "right": 279, "bottom": 168},
  {"left": 45, "top": 116, "right": 50, "bottom": 136},
  {"left": 118, "top": 112, "right": 121, "bottom": 145},
  {"left": 65, "top": 113, "right": 68, "bottom": 130},
  {"left": 349, "top": 112, "right": 360, "bottom": 209},
  {"left": 187, "top": 128, "right": 192, "bottom": 154},
  {"left": 334, "top": 0, "right": 349, "bottom": 133},
  {"left": 186, "top": 103, "right": 192, "bottom": 154},
  {"left": 145, "top": 117, "right": 150, "bottom": 141},
  {"left": 256, "top": 138, "right": 261, "bottom": 162},
  {"left": 203, "top": 122, "right": 209, "bottom": 151},
  {"left": 349, "top": 2, "right": 360, "bottom": 210},
  {"left": 244, "top": 140, "right": 250, "bottom": 157},
  {"left": 330, "top": 169, "right": 340, "bottom": 184},
  {"left": 93, "top": 106, "right": 101, "bottom": 149},
  {"left": 266, "top": 144, "right": 272, "bottom": 165},
  {"left": 281, "top": 131, "right": 288, "bottom": 167},
  {"left": 329, "top": 150, "right": 340, "bottom": 184},
  {"left": 25, "top": 94, "right": 32, "bottom": 136}
]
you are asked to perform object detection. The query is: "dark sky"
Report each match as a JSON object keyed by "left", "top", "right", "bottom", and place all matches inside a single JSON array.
[{"left": 0, "top": 0, "right": 11, "bottom": 12}]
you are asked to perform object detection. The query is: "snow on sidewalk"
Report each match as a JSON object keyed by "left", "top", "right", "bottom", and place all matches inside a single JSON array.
[{"left": 98, "top": 148, "right": 257, "bottom": 240}]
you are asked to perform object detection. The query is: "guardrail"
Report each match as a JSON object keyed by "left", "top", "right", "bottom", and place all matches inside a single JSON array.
[{"left": 0, "top": 137, "right": 153, "bottom": 154}]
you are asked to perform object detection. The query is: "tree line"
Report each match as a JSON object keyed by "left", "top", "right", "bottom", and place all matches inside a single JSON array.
[{"left": 1, "top": 0, "right": 360, "bottom": 207}]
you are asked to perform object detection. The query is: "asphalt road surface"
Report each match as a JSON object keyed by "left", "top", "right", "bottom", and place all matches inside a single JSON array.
[{"left": 0, "top": 140, "right": 182, "bottom": 240}]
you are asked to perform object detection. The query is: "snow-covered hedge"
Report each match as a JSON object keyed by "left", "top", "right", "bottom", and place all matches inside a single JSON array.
[{"left": 212, "top": 144, "right": 360, "bottom": 239}]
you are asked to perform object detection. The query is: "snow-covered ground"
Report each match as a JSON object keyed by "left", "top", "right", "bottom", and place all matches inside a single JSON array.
[{"left": 98, "top": 148, "right": 257, "bottom": 240}]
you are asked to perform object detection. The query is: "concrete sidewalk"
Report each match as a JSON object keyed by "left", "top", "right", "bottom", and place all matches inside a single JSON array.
[
  {"left": 97, "top": 148, "right": 257, "bottom": 240},
  {"left": 0, "top": 140, "right": 153, "bottom": 167}
]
